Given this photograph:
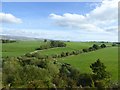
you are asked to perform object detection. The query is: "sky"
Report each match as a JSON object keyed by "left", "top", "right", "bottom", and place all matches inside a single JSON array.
[{"left": 0, "top": 0, "right": 118, "bottom": 41}]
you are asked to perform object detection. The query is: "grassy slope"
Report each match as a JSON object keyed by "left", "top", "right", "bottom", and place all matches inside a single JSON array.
[
  {"left": 2, "top": 41, "right": 118, "bottom": 82},
  {"left": 2, "top": 40, "right": 43, "bottom": 57},
  {"left": 2, "top": 41, "right": 112, "bottom": 57},
  {"left": 58, "top": 47, "right": 118, "bottom": 82},
  {"left": 38, "top": 42, "right": 112, "bottom": 56}
]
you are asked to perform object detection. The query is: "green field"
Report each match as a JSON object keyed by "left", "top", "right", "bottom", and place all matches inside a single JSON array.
[
  {"left": 38, "top": 42, "right": 93, "bottom": 56},
  {"left": 2, "top": 40, "right": 118, "bottom": 83},
  {"left": 38, "top": 42, "right": 112, "bottom": 56},
  {"left": 2, "top": 41, "right": 112, "bottom": 57},
  {"left": 2, "top": 40, "right": 43, "bottom": 57},
  {"left": 58, "top": 47, "right": 118, "bottom": 82}
]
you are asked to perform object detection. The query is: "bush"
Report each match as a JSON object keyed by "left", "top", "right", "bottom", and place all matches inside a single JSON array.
[
  {"left": 52, "top": 54, "right": 58, "bottom": 58},
  {"left": 3, "top": 58, "right": 23, "bottom": 86},
  {"left": 82, "top": 48, "right": 88, "bottom": 52},
  {"left": 52, "top": 75, "right": 67, "bottom": 88},
  {"left": 88, "top": 47, "right": 94, "bottom": 51},
  {"left": 25, "top": 53, "right": 32, "bottom": 57},
  {"left": 71, "top": 50, "right": 77, "bottom": 55},
  {"left": 36, "top": 60, "right": 48, "bottom": 68},
  {"left": 90, "top": 59, "right": 111, "bottom": 87},
  {"left": 50, "top": 40, "right": 66, "bottom": 48},
  {"left": 77, "top": 74, "right": 94, "bottom": 87},
  {"left": 92, "top": 44, "right": 100, "bottom": 50},
  {"left": 69, "top": 68, "right": 80, "bottom": 80},
  {"left": 27, "top": 80, "right": 48, "bottom": 88},
  {"left": 39, "top": 44, "right": 50, "bottom": 50},
  {"left": 61, "top": 52, "right": 66, "bottom": 57},
  {"left": 112, "top": 43, "right": 117, "bottom": 46},
  {"left": 66, "top": 52, "right": 70, "bottom": 56},
  {"left": 32, "top": 52, "right": 41, "bottom": 58},
  {"left": 100, "top": 44, "right": 106, "bottom": 48}
]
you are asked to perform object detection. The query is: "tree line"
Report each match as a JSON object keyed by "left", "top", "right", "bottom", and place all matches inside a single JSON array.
[
  {"left": 2, "top": 39, "right": 16, "bottom": 43},
  {"left": 28, "top": 44, "right": 107, "bottom": 60}
]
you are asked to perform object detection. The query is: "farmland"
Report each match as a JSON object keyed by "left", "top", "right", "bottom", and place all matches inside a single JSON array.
[
  {"left": 2, "top": 40, "right": 43, "bottom": 57},
  {"left": 58, "top": 47, "right": 118, "bottom": 82},
  {"left": 1, "top": 40, "right": 119, "bottom": 88},
  {"left": 2, "top": 40, "right": 112, "bottom": 57}
]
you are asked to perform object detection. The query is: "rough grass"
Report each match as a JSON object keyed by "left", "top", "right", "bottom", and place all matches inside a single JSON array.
[{"left": 58, "top": 47, "right": 118, "bottom": 82}]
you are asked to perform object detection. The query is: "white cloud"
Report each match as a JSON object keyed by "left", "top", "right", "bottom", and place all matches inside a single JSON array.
[
  {"left": 2, "top": 28, "right": 117, "bottom": 42},
  {"left": 0, "top": 13, "right": 22, "bottom": 24},
  {"left": 49, "top": 0, "right": 118, "bottom": 33},
  {"left": 1, "top": 0, "right": 118, "bottom": 42}
]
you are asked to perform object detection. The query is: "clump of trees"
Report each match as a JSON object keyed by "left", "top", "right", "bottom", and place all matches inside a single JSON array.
[
  {"left": 92, "top": 44, "right": 100, "bottom": 50},
  {"left": 3, "top": 55, "right": 112, "bottom": 89},
  {"left": 50, "top": 40, "right": 66, "bottom": 48},
  {"left": 36, "top": 40, "right": 66, "bottom": 50},
  {"left": 36, "top": 44, "right": 51, "bottom": 50},
  {"left": 2, "top": 39, "right": 16, "bottom": 43},
  {"left": 100, "top": 44, "right": 106, "bottom": 48}
]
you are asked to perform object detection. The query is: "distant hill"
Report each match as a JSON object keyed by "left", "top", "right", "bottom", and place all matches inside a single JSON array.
[{"left": 0, "top": 35, "right": 42, "bottom": 41}]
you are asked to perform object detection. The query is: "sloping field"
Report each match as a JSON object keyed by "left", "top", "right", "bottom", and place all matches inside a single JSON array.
[
  {"left": 2, "top": 41, "right": 112, "bottom": 57},
  {"left": 2, "top": 40, "right": 43, "bottom": 57},
  {"left": 38, "top": 42, "right": 112, "bottom": 56},
  {"left": 58, "top": 47, "right": 118, "bottom": 82}
]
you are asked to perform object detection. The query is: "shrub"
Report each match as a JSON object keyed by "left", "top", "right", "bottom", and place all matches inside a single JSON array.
[
  {"left": 52, "top": 75, "right": 67, "bottom": 88},
  {"left": 90, "top": 59, "right": 111, "bottom": 87},
  {"left": 52, "top": 54, "right": 58, "bottom": 58},
  {"left": 66, "top": 52, "right": 70, "bottom": 56},
  {"left": 36, "top": 60, "right": 48, "bottom": 68},
  {"left": 61, "top": 52, "right": 66, "bottom": 57},
  {"left": 88, "top": 47, "right": 94, "bottom": 51},
  {"left": 25, "top": 53, "right": 32, "bottom": 57},
  {"left": 82, "top": 48, "right": 88, "bottom": 52},
  {"left": 100, "top": 44, "right": 106, "bottom": 48},
  {"left": 44, "top": 39, "right": 47, "bottom": 42},
  {"left": 77, "top": 74, "right": 94, "bottom": 87},
  {"left": 92, "top": 44, "right": 100, "bottom": 50},
  {"left": 50, "top": 40, "right": 66, "bottom": 48},
  {"left": 112, "top": 43, "right": 117, "bottom": 46}
]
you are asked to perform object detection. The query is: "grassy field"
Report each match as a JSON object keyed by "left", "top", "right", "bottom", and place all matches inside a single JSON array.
[
  {"left": 2, "top": 40, "right": 118, "bottom": 82},
  {"left": 38, "top": 42, "right": 112, "bottom": 56},
  {"left": 2, "top": 40, "right": 43, "bottom": 57},
  {"left": 2, "top": 41, "right": 111, "bottom": 57},
  {"left": 58, "top": 47, "right": 118, "bottom": 82}
]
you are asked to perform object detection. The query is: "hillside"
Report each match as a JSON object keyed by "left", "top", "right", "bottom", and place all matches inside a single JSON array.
[
  {"left": 58, "top": 47, "right": 118, "bottom": 82},
  {"left": 2, "top": 40, "right": 118, "bottom": 88}
]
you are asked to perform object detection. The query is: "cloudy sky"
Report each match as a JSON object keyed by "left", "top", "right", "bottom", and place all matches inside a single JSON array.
[{"left": 0, "top": 0, "right": 118, "bottom": 41}]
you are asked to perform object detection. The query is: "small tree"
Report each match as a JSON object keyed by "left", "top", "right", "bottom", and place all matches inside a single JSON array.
[
  {"left": 82, "top": 48, "right": 88, "bottom": 52},
  {"left": 88, "top": 47, "right": 94, "bottom": 51},
  {"left": 90, "top": 59, "right": 111, "bottom": 87},
  {"left": 112, "top": 43, "right": 117, "bottom": 46},
  {"left": 100, "top": 44, "right": 106, "bottom": 48},
  {"left": 92, "top": 44, "right": 100, "bottom": 50},
  {"left": 44, "top": 39, "right": 47, "bottom": 42}
]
